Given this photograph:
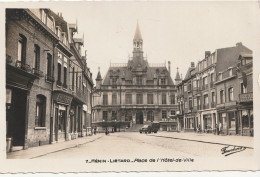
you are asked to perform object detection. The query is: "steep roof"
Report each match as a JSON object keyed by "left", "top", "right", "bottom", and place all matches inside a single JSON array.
[
  {"left": 102, "top": 64, "right": 174, "bottom": 85},
  {"left": 96, "top": 69, "right": 102, "bottom": 81},
  {"left": 134, "top": 21, "right": 142, "bottom": 40},
  {"left": 175, "top": 70, "right": 181, "bottom": 80},
  {"left": 216, "top": 43, "right": 252, "bottom": 73}
]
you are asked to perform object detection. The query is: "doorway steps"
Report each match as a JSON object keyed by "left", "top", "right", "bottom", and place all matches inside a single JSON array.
[{"left": 125, "top": 124, "right": 144, "bottom": 132}]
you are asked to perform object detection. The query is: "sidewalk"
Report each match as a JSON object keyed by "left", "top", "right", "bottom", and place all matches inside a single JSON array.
[
  {"left": 148, "top": 131, "right": 254, "bottom": 148},
  {"left": 7, "top": 134, "right": 104, "bottom": 159}
]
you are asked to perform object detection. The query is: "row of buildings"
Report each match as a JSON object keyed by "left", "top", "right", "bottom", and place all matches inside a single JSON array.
[
  {"left": 92, "top": 22, "right": 253, "bottom": 137},
  {"left": 175, "top": 43, "right": 253, "bottom": 136},
  {"left": 6, "top": 8, "right": 93, "bottom": 151}
]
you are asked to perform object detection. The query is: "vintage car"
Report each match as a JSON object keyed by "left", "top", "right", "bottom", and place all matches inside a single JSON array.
[{"left": 139, "top": 122, "right": 160, "bottom": 134}]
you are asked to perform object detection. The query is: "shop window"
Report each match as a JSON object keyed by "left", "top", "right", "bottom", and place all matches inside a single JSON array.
[
  {"left": 125, "top": 93, "right": 132, "bottom": 104},
  {"left": 112, "top": 93, "right": 117, "bottom": 105},
  {"left": 228, "top": 112, "right": 235, "bottom": 129},
  {"left": 147, "top": 94, "right": 153, "bottom": 104},
  {"left": 18, "top": 34, "right": 27, "bottom": 63},
  {"left": 136, "top": 93, "right": 143, "bottom": 104},
  {"left": 103, "top": 94, "right": 108, "bottom": 105},
  {"left": 147, "top": 111, "right": 154, "bottom": 122},
  {"left": 35, "top": 95, "right": 46, "bottom": 127},
  {"left": 162, "top": 110, "right": 167, "bottom": 119},
  {"left": 103, "top": 111, "right": 108, "bottom": 121},
  {"left": 228, "top": 87, "right": 234, "bottom": 101},
  {"left": 162, "top": 93, "right": 166, "bottom": 104},
  {"left": 59, "top": 109, "right": 66, "bottom": 132}
]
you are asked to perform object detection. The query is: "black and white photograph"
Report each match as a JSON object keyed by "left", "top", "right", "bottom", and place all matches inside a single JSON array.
[{"left": 1, "top": 0, "right": 260, "bottom": 173}]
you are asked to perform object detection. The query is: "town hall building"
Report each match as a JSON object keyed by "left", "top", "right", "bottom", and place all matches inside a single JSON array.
[{"left": 92, "top": 23, "right": 179, "bottom": 132}]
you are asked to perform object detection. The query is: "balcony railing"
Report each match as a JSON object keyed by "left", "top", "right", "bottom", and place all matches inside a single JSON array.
[
  {"left": 239, "top": 92, "right": 253, "bottom": 102},
  {"left": 32, "top": 68, "right": 44, "bottom": 77},
  {"left": 16, "top": 60, "right": 32, "bottom": 73},
  {"left": 203, "top": 104, "right": 209, "bottom": 109}
]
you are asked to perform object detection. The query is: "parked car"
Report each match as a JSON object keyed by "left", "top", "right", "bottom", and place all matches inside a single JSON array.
[{"left": 139, "top": 122, "right": 160, "bottom": 134}]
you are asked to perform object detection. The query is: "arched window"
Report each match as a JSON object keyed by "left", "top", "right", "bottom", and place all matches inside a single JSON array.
[
  {"left": 35, "top": 95, "right": 46, "bottom": 127},
  {"left": 18, "top": 34, "right": 27, "bottom": 64},
  {"left": 147, "top": 111, "right": 154, "bottom": 122}
]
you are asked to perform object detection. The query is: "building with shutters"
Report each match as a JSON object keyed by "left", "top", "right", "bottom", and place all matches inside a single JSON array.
[{"left": 92, "top": 22, "right": 179, "bottom": 132}]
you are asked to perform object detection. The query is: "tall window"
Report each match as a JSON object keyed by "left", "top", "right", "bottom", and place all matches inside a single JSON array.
[
  {"left": 63, "top": 66, "right": 67, "bottom": 88},
  {"left": 204, "top": 94, "right": 208, "bottom": 105},
  {"left": 103, "top": 111, "right": 108, "bottom": 121},
  {"left": 136, "top": 93, "right": 143, "bottom": 104},
  {"left": 162, "top": 110, "right": 167, "bottom": 119},
  {"left": 210, "top": 73, "right": 214, "bottom": 83},
  {"left": 147, "top": 111, "right": 154, "bottom": 122},
  {"left": 112, "top": 111, "right": 117, "bottom": 121},
  {"left": 136, "top": 76, "right": 142, "bottom": 85},
  {"left": 35, "top": 95, "right": 46, "bottom": 127},
  {"left": 47, "top": 53, "right": 52, "bottom": 78},
  {"left": 76, "top": 72, "right": 78, "bottom": 88},
  {"left": 147, "top": 94, "right": 153, "bottom": 104},
  {"left": 220, "top": 90, "right": 224, "bottom": 104},
  {"left": 103, "top": 94, "right": 108, "bottom": 105},
  {"left": 18, "top": 34, "right": 27, "bottom": 63},
  {"left": 112, "top": 93, "right": 117, "bottom": 105},
  {"left": 170, "top": 94, "right": 175, "bottom": 104},
  {"left": 197, "top": 96, "right": 201, "bottom": 109},
  {"left": 212, "top": 92, "right": 215, "bottom": 103},
  {"left": 72, "top": 67, "right": 75, "bottom": 90},
  {"left": 33, "top": 45, "right": 40, "bottom": 70},
  {"left": 189, "top": 97, "right": 192, "bottom": 110},
  {"left": 126, "top": 93, "right": 132, "bottom": 104},
  {"left": 171, "top": 110, "right": 176, "bottom": 115},
  {"left": 228, "top": 87, "right": 234, "bottom": 101},
  {"left": 203, "top": 76, "right": 208, "bottom": 86},
  {"left": 162, "top": 93, "right": 166, "bottom": 104},
  {"left": 161, "top": 78, "right": 166, "bottom": 85},
  {"left": 57, "top": 63, "right": 62, "bottom": 86},
  {"left": 241, "top": 83, "right": 247, "bottom": 94}
]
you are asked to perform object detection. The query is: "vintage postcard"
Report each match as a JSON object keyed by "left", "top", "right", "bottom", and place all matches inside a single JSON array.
[{"left": 0, "top": 0, "right": 260, "bottom": 173}]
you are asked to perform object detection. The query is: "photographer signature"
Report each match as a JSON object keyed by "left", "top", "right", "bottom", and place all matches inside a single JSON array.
[{"left": 221, "top": 145, "right": 246, "bottom": 156}]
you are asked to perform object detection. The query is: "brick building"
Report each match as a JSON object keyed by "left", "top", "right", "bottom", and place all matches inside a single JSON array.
[
  {"left": 6, "top": 9, "right": 93, "bottom": 151},
  {"left": 176, "top": 43, "right": 253, "bottom": 136},
  {"left": 92, "top": 23, "right": 178, "bottom": 132}
]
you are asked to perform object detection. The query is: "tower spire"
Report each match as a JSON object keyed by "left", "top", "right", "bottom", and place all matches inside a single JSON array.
[
  {"left": 133, "top": 21, "right": 143, "bottom": 54},
  {"left": 134, "top": 20, "right": 142, "bottom": 40}
]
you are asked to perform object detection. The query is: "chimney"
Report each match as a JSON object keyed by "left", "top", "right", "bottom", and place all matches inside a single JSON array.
[
  {"left": 236, "top": 42, "right": 242, "bottom": 47},
  {"left": 168, "top": 61, "right": 171, "bottom": 76},
  {"left": 191, "top": 62, "right": 195, "bottom": 68},
  {"left": 205, "top": 51, "right": 211, "bottom": 58}
]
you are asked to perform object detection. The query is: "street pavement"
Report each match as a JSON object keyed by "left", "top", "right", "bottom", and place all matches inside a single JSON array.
[{"left": 7, "top": 131, "right": 254, "bottom": 159}]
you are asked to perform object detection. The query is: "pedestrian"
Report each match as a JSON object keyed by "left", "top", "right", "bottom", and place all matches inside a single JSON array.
[
  {"left": 215, "top": 123, "right": 219, "bottom": 135},
  {"left": 219, "top": 122, "right": 222, "bottom": 135},
  {"left": 197, "top": 124, "right": 201, "bottom": 133},
  {"left": 94, "top": 126, "right": 97, "bottom": 135}
]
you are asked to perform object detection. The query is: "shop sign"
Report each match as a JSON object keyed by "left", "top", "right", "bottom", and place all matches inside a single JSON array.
[
  {"left": 56, "top": 94, "right": 72, "bottom": 105},
  {"left": 239, "top": 93, "right": 253, "bottom": 102}
]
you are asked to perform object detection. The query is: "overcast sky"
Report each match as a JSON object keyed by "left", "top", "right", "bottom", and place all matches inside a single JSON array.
[{"left": 51, "top": 1, "right": 260, "bottom": 84}]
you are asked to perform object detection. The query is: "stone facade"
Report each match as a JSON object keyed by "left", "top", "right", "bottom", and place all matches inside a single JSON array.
[{"left": 92, "top": 23, "right": 178, "bottom": 132}]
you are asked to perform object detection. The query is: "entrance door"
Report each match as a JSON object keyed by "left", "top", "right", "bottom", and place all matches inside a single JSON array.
[
  {"left": 6, "top": 88, "right": 27, "bottom": 146},
  {"left": 136, "top": 111, "right": 143, "bottom": 124}
]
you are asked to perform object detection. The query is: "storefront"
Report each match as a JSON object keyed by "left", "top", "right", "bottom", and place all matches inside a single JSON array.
[{"left": 52, "top": 91, "right": 73, "bottom": 143}]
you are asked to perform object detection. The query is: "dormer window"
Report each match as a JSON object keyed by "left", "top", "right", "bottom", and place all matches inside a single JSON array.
[
  {"left": 112, "top": 78, "right": 117, "bottom": 86},
  {"left": 228, "top": 67, "right": 233, "bottom": 76},
  {"left": 41, "top": 10, "right": 46, "bottom": 24},
  {"left": 136, "top": 76, "right": 142, "bottom": 85},
  {"left": 161, "top": 78, "right": 166, "bottom": 85}
]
